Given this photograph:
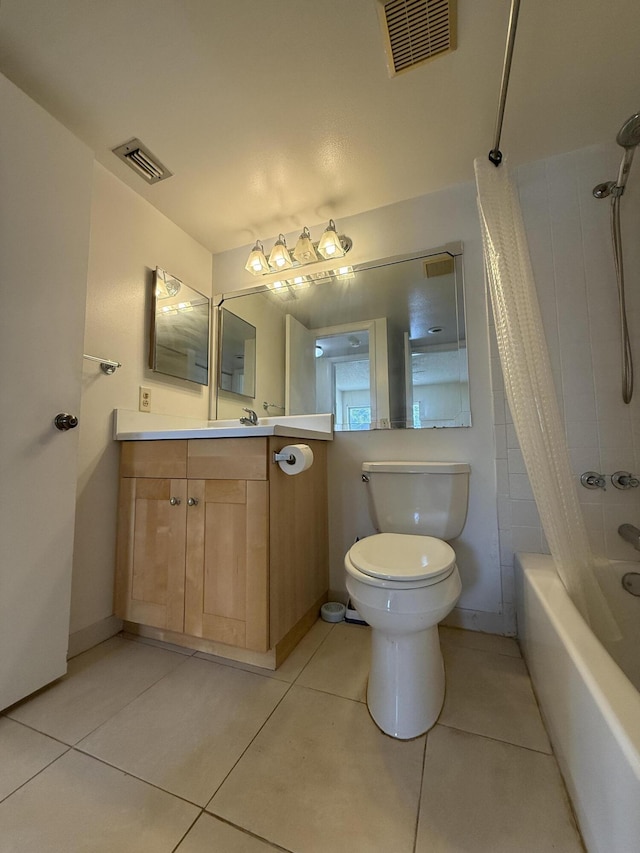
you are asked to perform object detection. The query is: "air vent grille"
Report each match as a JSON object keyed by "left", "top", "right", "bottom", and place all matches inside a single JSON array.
[
  {"left": 380, "top": 0, "right": 456, "bottom": 75},
  {"left": 112, "top": 138, "right": 172, "bottom": 184},
  {"left": 423, "top": 253, "right": 455, "bottom": 278}
]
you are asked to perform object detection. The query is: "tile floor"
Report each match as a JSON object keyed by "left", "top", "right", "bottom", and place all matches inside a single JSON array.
[{"left": 0, "top": 622, "right": 584, "bottom": 853}]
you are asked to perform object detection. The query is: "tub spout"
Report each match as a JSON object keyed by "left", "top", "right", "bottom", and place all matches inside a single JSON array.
[{"left": 618, "top": 523, "right": 640, "bottom": 550}]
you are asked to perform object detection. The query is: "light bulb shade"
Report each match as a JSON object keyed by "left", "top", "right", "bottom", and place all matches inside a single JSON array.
[
  {"left": 245, "top": 240, "right": 269, "bottom": 275},
  {"left": 293, "top": 226, "right": 318, "bottom": 264},
  {"left": 317, "top": 219, "right": 345, "bottom": 259},
  {"left": 268, "top": 234, "right": 293, "bottom": 270}
]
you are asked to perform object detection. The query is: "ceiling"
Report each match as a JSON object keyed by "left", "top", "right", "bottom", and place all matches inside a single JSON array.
[{"left": 1, "top": 0, "right": 639, "bottom": 254}]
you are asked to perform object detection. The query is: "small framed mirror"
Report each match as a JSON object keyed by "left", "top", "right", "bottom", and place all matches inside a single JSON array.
[
  {"left": 150, "top": 267, "right": 210, "bottom": 385},
  {"left": 218, "top": 308, "right": 256, "bottom": 398}
]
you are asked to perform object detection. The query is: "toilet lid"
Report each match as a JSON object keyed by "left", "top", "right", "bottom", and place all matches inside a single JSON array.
[{"left": 349, "top": 533, "right": 456, "bottom": 582}]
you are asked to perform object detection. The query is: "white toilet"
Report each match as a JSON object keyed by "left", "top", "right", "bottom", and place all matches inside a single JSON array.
[{"left": 345, "top": 461, "right": 470, "bottom": 739}]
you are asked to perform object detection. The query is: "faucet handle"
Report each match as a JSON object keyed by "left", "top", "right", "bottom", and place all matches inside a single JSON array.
[
  {"left": 580, "top": 471, "right": 606, "bottom": 490},
  {"left": 611, "top": 471, "right": 640, "bottom": 490}
]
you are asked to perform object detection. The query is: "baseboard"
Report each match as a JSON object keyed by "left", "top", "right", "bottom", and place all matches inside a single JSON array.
[{"left": 67, "top": 615, "right": 123, "bottom": 659}]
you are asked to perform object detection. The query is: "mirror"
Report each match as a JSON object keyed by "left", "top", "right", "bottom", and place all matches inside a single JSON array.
[
  {"left": 215, "top": 244, "right": 470, "bottom": 429},
  {"left": 218, "top": 308, "right": 257, "bottom": 398},
  {"left": 150, "top": 267, "right": 210, "bottom": 385}
]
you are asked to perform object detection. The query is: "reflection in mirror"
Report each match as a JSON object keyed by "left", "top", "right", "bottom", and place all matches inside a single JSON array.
[
  {"left": 215, "top": 244, "right": 469, "bottom": 429},
  {"left": 150, "top": 267, "right": 209, "bottom": 385},
  {"left": 218, "top": 308, "right": 256, "bottom": 398}
]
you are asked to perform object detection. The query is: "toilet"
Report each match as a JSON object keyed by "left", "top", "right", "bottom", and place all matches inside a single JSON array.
[{"left": 345, "top": 461, "right": 470, "bottom": 739}]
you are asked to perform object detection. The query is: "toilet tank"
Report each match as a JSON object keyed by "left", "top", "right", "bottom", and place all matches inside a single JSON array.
[{"left": 362, "top": 461, "right": 470, "bottom": 540}]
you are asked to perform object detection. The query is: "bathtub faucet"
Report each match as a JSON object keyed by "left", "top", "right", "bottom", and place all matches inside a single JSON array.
[{"left": 618, "top": 523, "right": 640, "bottom": 551}]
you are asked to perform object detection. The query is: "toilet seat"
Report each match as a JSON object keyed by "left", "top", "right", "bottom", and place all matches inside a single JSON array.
[{"left": 348, "top": 533, "right": 455, "bottom": 585}]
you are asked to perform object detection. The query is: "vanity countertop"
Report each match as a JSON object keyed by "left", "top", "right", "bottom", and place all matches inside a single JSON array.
[{"left": 113, "top": 409, "right": 333, "bottom": 441}]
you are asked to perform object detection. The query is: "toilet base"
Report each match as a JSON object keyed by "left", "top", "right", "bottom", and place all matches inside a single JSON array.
[{"left": 367, "top": 625, "right": 445, "bottom": 739}]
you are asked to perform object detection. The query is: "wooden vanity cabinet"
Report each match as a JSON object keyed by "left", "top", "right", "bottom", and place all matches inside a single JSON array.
[{"left": 115, "top": 437, "right": 328, "bottom": 661}]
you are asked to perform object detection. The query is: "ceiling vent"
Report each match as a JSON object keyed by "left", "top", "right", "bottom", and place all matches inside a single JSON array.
[
  {"left": 423, "top": 253, "right": 455, "bottom": 277},
  {"left": 379, "top": 0, "right": 457, "bottom": 76},
  {"left": 112, "top": 138, "right": 172, "bottom": 184}
]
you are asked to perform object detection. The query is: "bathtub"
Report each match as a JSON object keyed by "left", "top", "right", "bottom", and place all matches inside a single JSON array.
[{"left": 515, "top": 553, "right": 640, "bottom": 853}]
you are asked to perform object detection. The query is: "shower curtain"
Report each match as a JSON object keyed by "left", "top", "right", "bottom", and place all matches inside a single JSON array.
[{"left": 475, "top": 157, "right": 619, "bottom": 641}]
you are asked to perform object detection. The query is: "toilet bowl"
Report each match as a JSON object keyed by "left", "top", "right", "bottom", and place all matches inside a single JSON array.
[
  {"left": 345, "top": 461, "right": 469, "bottom": 740},
  {"left": 345, "top": 533, "right": 461, "bottom": 739}
]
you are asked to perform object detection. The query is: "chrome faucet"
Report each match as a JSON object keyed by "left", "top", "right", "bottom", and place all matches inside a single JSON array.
[{"left": 239, "top": 408, "right": 258, "bottom": 426}]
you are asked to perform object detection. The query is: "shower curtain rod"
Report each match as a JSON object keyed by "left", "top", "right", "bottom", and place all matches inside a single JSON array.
[{"left": 488, "top": 0, "right": 522, "bottom": 167}]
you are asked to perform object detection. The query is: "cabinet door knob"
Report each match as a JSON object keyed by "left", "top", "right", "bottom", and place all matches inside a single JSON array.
[
  {"left": 187, "top": 497, "right": 199, "bottom": 506},
  {"left": 169, "top": 497, "right": 181, "bottom": 506}
]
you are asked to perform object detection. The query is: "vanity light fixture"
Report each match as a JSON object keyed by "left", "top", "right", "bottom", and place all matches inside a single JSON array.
[
  {"left": 315, "top": 345, "right": 324, "bottom": 358},
  {"left": 244, "top": 219, "right": 352, "bottom": 277},
  {"left": 268, "top": 234, "right": 293, "bottom": 271},
  {"left": 317, "top": 219, "right": 346, "bottom": 259},
  {"left": 293, "top": 227, "right": 318, "bottom": 264},
  {"left": 245, "top": 240, "right": 270, "bottom": 276}
]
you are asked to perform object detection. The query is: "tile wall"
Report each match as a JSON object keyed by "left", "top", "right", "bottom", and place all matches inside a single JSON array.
[{"left": 492, "top": 144, "right": 640, "bottom": 634}]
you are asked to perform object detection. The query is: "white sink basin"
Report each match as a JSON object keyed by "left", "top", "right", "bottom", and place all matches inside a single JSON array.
[{"left": 113, "top": 409, "right": 333, "bottom": 441}]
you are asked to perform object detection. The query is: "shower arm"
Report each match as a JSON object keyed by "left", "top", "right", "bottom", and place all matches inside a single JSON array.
[{"left": 488, "top": 0, "right": 522, "bottom": 167}]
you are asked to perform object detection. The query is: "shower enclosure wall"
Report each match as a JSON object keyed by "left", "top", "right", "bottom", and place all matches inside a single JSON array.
[{"left": 492, "top": 142, "right": 640, "bottom": 608}]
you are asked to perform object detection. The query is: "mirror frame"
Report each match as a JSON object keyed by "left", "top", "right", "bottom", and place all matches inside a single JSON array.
[
  {"left": 149, "top": 267, "right": 210, "bottom": 386},
  {"left": 217, "top": 307, "right": 257, "bottom": 400}
]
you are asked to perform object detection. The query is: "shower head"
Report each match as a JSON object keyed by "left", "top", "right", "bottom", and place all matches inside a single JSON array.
[
  {"left": 614, "top": 111, "right": 640, "bottom": 194},
  {"left": 616, "top": 112, "right": 640, "bottom": 148}
]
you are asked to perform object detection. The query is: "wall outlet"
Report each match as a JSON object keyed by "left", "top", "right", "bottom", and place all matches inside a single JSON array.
[{"left": 139, "top": 386, "right": 152, "bottom": 412}]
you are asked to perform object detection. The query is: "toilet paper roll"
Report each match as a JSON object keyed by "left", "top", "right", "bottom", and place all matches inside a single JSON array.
[{"left": 277, "top": 444, "right": 314, "bottom": 475}]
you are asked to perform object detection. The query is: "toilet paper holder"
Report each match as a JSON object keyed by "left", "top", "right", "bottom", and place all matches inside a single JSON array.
[{"left": 273, "top": 450, "right": 296, "bottom": 465}]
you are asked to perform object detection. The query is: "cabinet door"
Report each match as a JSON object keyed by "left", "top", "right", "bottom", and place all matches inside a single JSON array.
[
  {"left": 115, "top": 478, "right": 187, "bottom": 632},
  {"left": 185, "top": 479, "right": 269, "bottom": 652}
]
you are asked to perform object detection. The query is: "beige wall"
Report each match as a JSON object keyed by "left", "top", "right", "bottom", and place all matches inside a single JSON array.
[
  {"left": 213, "top": 182, "right": 504, "bottom": 634},
  {"left": 70, "top": 164, "right": 212, "bottom": 641}
]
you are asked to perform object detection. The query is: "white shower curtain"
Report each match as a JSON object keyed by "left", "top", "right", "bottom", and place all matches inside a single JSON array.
[{"left": 475, "top": 157, "right": 619, "bottom": 641}]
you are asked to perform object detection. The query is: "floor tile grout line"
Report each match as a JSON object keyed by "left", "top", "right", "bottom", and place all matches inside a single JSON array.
[
  {"left": 200, "top": 624, "right": 355, "bottom": 814},
  {"left": 9, "top": 636, "right": 193, "bottom": 747},
  {"left": 412, "top": 727, "right": 430, "bottom": 853},
  {"left": 0, "top": 745, "right": 72, "bottom": 806},
  {"left": 2, "top": 716, "right": 74, "bottom": 748},
  {"left": 202, "top": 678, "right": 297, "bottom": 811},
  {"left": 288, "top": 621, "right": 337, "bottom": 688},
  {"left": 436, "top": 722, "right": 553, "bottom": 756},
  {"left": 288, "top": 681, "right": 366, "bottom": 705},
  {"left": 72, "top": 653, "right": 192, "bottom": 747},
  {"left": 440, "top": 639, "right": 523, "bottom": 661},
  {"left": 200, "top": 813, "right": 298, "bottom": 853},
  {"left": 70, "top": 745, "right": 206, "bottom": 809},
  {"left": 170, "top": 809, "right": 204, "bottom": 853}
]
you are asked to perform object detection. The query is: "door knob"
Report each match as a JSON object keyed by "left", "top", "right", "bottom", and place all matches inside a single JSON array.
[
  {"left": 187, "top": 497, "right": 199, "bottom": 506},
  {"left": 169, "top": 497, "right": 181, "bottom": 506},
  {"left": 54, "top": 413, "right": 79, "bottom": 431}
]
